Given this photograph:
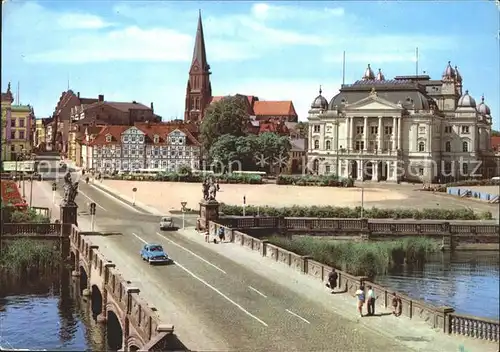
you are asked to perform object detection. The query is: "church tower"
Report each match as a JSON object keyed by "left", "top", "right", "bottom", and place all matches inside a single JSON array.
[{"left": 184, "top": 11, "right": 212, "bottom": 123}]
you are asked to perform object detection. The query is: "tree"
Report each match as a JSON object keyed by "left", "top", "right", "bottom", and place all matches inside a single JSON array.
[
  {"left": 200, "top": 95, "right": 250, "bottom": 152},
  {"left": 492, "top": 130, "right": 500, "bottom": 137},
  {"left": 255, "top": 132, "right": 292, "bottom": 174},
  {"left": 208, "top": 134, "right": 240, "bottom": 173},
  {"left": 295, "top": 121, "right": 309, "bottom": 139}
]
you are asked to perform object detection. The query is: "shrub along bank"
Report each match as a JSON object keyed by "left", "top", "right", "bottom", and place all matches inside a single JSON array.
[
  {"left": 267, "top": 236, "right": 439, "bottom": 278},
  {"left": 220, "top": 204, "right": 493, "bottom": 220},
  {"left": 106, "top": 172, "right": 263, "bottom": 184},
  {"left": 0, "top": 239, "right": 61, "bottom": 274},
  {"left": 277, "top": 174, "right": 355, "bottom": 187}
]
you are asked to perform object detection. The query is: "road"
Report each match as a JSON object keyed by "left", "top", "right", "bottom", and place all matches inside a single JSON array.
[{"left": 56, "top": 180, "right": 408, "bottom": 352}]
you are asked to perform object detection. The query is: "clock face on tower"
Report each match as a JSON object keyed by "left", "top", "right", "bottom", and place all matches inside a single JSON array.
[{"left": 193, "top": 66, "right": 198, "bottom": 72}]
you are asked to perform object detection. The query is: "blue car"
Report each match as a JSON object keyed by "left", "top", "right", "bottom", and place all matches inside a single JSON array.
[{"left": 140, "top": 243, "right": 172, "bottom": 265}]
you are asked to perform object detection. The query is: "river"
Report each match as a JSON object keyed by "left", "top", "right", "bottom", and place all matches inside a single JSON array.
[
  {"left": 375, "top": 251, "right": 500, "bottom": 320},
  {"left": 0, "top": 270, "right": 106, "bottom": 351}
]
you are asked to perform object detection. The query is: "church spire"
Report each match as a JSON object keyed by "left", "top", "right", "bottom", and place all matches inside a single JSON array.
[{"left": 191, "top": 10, "right": 209, "bottom": 72}]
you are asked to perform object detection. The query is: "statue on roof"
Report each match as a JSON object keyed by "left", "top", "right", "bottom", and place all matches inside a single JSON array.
[
  {"left": 370, "top": 87, "right": 377, "bottom": 96},
  {"left": 7, "top": 82, "right": 11, "bottom": 92}
]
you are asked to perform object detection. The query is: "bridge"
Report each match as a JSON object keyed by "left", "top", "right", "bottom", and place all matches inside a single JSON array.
[{"left": 6, "top": 180, "right": 498, "bottom": 352}]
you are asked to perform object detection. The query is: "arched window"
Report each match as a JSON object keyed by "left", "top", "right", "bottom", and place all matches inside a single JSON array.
[
  {"left": 445, "top": 141, "right": 451, "bottom": 152},
  {"left": 314, "top": 140, "right": 319, "bottom": 149},
  {"left": 313, "top": 159, "right": 319, "bottom": 172},
  {"left": 418, "top": 141, "right": 425, "bottom": 152},
  {"left": 325, "top": 140, "right": 331, "bottom": 150},
  {"left": 462, "top": 163, "right": 468, "bottom": 175},
  {"left": 462, "top": 141, "right": 468, "bottom": 152}
]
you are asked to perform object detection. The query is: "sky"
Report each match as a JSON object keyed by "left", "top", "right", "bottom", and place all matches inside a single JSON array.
[{"left": 1, "top": 1, "right": 499, "bottom": 129}]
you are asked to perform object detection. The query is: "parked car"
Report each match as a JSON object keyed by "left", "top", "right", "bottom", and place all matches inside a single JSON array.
[
  {"left": 159, "top": 216, "right": 175, "bottom": 230},
  {"left": 140, "top": 243, "right": 172, "bottom": 265}
]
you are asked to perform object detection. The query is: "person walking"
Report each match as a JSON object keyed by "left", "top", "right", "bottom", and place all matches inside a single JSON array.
[
  {"left": 354, "top": 286, "right": 365, "bottom": 317},
  {"left": 327, "top": 269, "right": 338, "bottom": 293},
  {"left": 366, "top": 285, "right": 377, "bottom": 316}
]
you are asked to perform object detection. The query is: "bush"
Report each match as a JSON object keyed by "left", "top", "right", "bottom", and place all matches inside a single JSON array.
[
  {"left": 267, "top": 236, "right": 439, "bottom": 277},
  {"left": 277, "top": 174, "right": 355, "bottom": 187},
  {"left": 109, "top": 172, "right": 263, "bottom": 184},
  {"left": 10, "top": 209, "right": 50, "bottom": 223},
  {"left": 0, "top": 239, "right": 60, "bottom": 272},
  {"left": 219, "top": 204, "right": 493, "bottom": 220}
]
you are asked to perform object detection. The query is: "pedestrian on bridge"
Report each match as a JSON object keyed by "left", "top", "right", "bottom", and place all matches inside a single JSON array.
[
  {"left": 366, "top": 285, "right": 377, "bottom": 316},
  {"left": 354, "top": 286, "right": 365, "bottom": 317},
  {"left": 326, "top": 269, "right": 338, "bottom": 293}
]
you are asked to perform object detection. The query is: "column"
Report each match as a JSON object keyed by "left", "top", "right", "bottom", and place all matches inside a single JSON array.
[
  {"left": 392, "top": 117, "right": 397, "bottom": 150},
  {"left": 349, "top": 117, "right": 355, "bottom": 151},
  {"left": 397, "top": 117, "right": 402, "bottom": 150},
  {"left": 363, "top": 116, "right": 368, "bottom": 151},
  {"left": 345, "top": 118, "right": 350, "bottom": 151},
  {"left": 378, "top": 117, "right": 383, "bottom": 152}
]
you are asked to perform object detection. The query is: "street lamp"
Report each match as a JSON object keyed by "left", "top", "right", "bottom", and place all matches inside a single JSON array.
[
  {"left": 89, "top": 202, "right": 96, "bottom": 231},
  {"left": 52, "top": 182, "right": 57, "bottom": 205},
  {"left": 243, "top": 195, "right": 246, "bottom": 216},
  {"left": 29, "top": 173, "right": 34, "bottom": 208},
  {"left": 181, "top": 201, "right": 187, "bottom": 229}
]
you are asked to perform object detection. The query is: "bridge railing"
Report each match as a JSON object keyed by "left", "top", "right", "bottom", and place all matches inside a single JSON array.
[
  {"left": 209, "top": 220, "right": 500, "bottom": 343},
  {"left": 218, "top": 216, "right": 500, "bottom": 236},
  {"left": 70, "top": 225, "right": 175, "bottom": 350},
  {"left": 1, "top": 222, "right": 61, "bottom": 236}
]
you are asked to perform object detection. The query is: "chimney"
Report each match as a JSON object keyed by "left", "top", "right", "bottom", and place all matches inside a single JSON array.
[
  {"left": 77, "top": 92, "right": 80, "bottom": 98},
  {"left": 150, "top": 102, "right": 154, "bottom": 111},
  {"left": 98, "top": 94, "right": 104, "bottom": 102}
]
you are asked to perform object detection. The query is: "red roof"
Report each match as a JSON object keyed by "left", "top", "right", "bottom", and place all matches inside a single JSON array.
[
  {"left": 258, "top": 121, "right": 290, "bottom": 135},
  {"left": 89, "top": 123, "right": 200, "bottom": 146},
  {"left": 253, "top": 101, "right": 297, "bottom": 116}
]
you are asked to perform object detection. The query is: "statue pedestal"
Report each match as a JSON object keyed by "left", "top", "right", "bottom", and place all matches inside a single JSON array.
[
  {"left": 60, "top": 204, "right": 78, "bottom": 226},
  {"left": 198, "top": 200, "right": 219, "bottom": 232}
]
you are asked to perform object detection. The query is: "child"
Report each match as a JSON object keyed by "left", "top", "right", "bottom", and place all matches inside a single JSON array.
[{"left": 354, "top": 286, "right": 365, "bottom": 317}]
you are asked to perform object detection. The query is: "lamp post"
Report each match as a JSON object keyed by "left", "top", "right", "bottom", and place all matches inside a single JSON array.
[
  {"left": 29, "top": 174, "right": 34, "bottom": 208},
  {"left": 243, "top": 195, "right": 246, "bottom": 216},
  {"left": 52, "top": 182, "right": 57, "bottom": 205},
  {"left": 132, "top": 187, "right": 137, "bottom": 206},
  {"left": 89, "top": 202, "right": 96, "bottom": 231},
  {"left": 181, "top": 201, "right": 187, "bottom": 229}
]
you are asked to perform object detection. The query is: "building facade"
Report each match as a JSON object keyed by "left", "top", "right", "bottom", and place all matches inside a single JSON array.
[
  {"left": 1, "top": 83, "right": 14, "bottom": 161},
  {"left": 82, "top": 123, "right": 201, "bottom": 172},
  {"left": 307, "top": 63, "right": 495, "bottom": 182}
]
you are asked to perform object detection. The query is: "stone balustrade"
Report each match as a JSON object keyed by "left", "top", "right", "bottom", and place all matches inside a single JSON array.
[
  {"left": 210, "top": 221, "right": 500, "bottom": 343},
  {"left": 1, "top": 222, "right": 61, "bottom": 235}
]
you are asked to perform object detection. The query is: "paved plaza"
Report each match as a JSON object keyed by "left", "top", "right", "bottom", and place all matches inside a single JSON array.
[{"left": 98, "top": 179, "right": 500, "bottom": 218}]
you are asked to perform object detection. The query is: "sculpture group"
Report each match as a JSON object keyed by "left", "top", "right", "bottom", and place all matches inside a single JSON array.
[
  {"left": 202, "top": 177, "right": 218, "bottom": 202},
  {"left": 61, "top": 172, "right": 79, "bottom": 207}
]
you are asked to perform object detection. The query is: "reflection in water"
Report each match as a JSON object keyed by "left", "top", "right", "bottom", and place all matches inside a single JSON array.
[
  {"left": 0, "top": 269, "right": 106, "bottom": 351},
  {"left": 376, "top": 251, "right": 500, "bottom": 319}
]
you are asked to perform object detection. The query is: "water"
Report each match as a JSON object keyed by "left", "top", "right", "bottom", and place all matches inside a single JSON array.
[
  {"left": 0, "top": 271, "right": 106, "bottom": 351},
  {"left": 375, "top": 251, "right": 500, "bottom": 320}
]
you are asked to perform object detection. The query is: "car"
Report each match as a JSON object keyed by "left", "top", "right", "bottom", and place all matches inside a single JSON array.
[
  {"left": 140, "top": 244, "right": 173, "bottom": 265},
  {"left": 159, "top": 216, "right": 175, "bottom": 230}
]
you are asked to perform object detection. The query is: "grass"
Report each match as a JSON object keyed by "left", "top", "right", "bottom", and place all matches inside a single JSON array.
[
  {"left": 267, "top": 235, "right": 440, "bottom": 278},
  {"left": 0, "top": 239, "right": 61, "bottom": 274}
]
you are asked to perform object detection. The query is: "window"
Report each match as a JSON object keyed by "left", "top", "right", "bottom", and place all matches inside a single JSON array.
[
  {"left": 462, "top": 163, "right": 468, "bottom": 175},
  {"left": 10, "top": 144, "right": 15, "bottom": 151},
  {"left": 462, "top": 141, "right": 468, "bottom": 152},
  {"left": 325, "top": 140, "right": 331, "bottom": 150},
  {"left": 19, "top": 131, "right": 25, "bottom": 139},
  {"left": 356, "top": 126, "right": 364, "bottom": 134},
  {"left": 123, "top": 136, "right": 129, "bottom": 142},
  {"left": 139, "top": 136, "right": 144, "bottom": 142},
  {"left": 11, "top": 119, "right": 15, "bottom": 127},
  {"left": 461, "top": 126, "right": 470, "bottom": 134},
  {"left": 418, "top": 141, "right": 425, "bottom": 152},
  {"left": 154, "top": 148, "right": 159, "bottom": 156},
  {"left": 154, "top": 135, "right": 159, "bottom": 144},
  {"left": 106, "top": 135, "right": 112, "bottom": 142},
  {"left": 370, "top": 126, "right": 378, "bottom": 134},
  {"left": 445, "top": 141, "right": 451, "bottom": 152},
  {"left": 355, "top": 140, "right": 364, "bottom": 150},
  {"left": 444, "top": 126, "right": 453, "bottom": 134},
  {"left": 419, "top": 168, "right": 424, "bottom": 176},
  {"left": 325, "top": 165, "right": 331, "bottom": 174},
  {"left": 313, "top": 125, "right": 320, "bottom": 133},
  {"left": 384, "top": 126, "right": 393, "bottom": 135},
  {"left": 314, "top": 140, "right": 319, "bottom": 149},
  {"left": 10, "top": 131, "right": 15, "bottom": 139},
  {"left": 131, "top": 136, "right": 136, "bottom": 142},
  {"left": 19, "top": 119, "right": 25, "bottom": 127}
]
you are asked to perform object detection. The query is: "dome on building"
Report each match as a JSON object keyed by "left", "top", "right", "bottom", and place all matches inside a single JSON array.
[
  {"left": 442, "top": 61, "right": 455, "bottom": 80},
  {"left": 362, "top": 64, "right": 375, "bottom": 80},
  {"left": 376, "top": 68, "right": 385, "bottom": 81},
  {"left": 477, "top": 95, "right": 491, "bottom": 115},
  {"left": 310, "top": 86, "right": 328, "bottom": 110},
  {"left": 454, "top": 66, "right": 462, "bottom": 83},
  {"left": 457, "top": 90, "right": 476, "bottom": 108}
]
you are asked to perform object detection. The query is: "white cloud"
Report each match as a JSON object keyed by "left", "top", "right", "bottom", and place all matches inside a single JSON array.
[
  {"left": 56, "top": 13, "right": 114, "bottom": 29},
  {"left": 250, "top": 3, "right": 345, "bottom": 21}
]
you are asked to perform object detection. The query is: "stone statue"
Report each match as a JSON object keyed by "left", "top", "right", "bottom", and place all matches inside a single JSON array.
[
  {"left": 202, "top": 179, "right": 210, "bottom": 201},
  {"left": 61, "top": 172, "right": 79, "bottom": 207},
  {"left": 208, "top": 181, "right": 217, "bottom": 201}
]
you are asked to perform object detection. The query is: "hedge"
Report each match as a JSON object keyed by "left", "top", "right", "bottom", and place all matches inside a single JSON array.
[
  {"left": 106, "top": 172, "right": 263, "bottom": 184},
  {"left": 219, "top": 204, "right": 493, "bottom": 220},
  {"left": 277, "top": 174, "right": 355, "bottom": 187}
]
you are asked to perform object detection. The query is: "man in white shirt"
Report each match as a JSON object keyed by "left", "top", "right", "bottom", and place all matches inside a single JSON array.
[{"left": 366, "top": 285, "right": 376, "bottom": 316}]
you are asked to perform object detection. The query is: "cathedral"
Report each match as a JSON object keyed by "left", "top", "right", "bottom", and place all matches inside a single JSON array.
[
  {"left": 307, "top": 63, "right": 495, "bottom": 182},
  {"left": 183, "top": 12, "right": 298, "bottom": 125}
]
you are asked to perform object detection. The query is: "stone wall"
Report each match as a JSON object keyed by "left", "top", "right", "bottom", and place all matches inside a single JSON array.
[{"left": 209, "top": 221, "right": 500, "bottom": 343}]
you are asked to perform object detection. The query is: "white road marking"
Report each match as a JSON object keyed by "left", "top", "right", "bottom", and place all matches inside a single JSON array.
[
  {"left": 285, "top": 309, "right": 311, "bottom": 324},
  {"left": 156, "top": 232, "right": 227, "bottom": 274},
  {"left": 131, "top": 232, "right": 268, "bottom": 327},
  {"left": 89, "top": 184, "right": 143, "bottom": 214},
  {"left": 79, "top": 190, "right": 107, "bottom": 211},
  {"left": 248, "top": 286, "right": 267, "bottom": 298}
]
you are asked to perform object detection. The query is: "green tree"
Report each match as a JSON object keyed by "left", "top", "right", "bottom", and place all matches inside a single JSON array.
[
  {"left": 208, "top": 134, "right": 240, "bottom": 173},
  {"left": 235, "top": 134, "right": 259, "bottom": 171},
  {"left": 492, "top": 130, "right": 500, "bottom": 137},
  {"left": 200, "top": 95, "right": 250, "bottom": 152},
  {"left": 255, "top": 132, "right": 292, "bottom": 174},
  {"left": 295, "top": 121, "right": 309, "bottom": 138}
]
